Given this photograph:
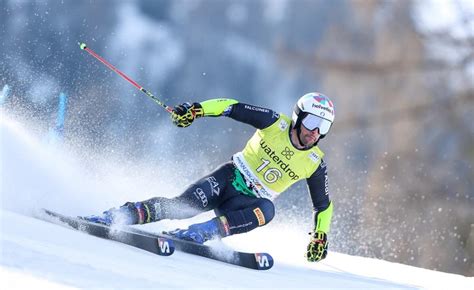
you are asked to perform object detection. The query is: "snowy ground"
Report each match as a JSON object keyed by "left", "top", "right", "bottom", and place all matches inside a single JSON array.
[{"left": 1, "top": 114, "right": 472, "bottom": 289}]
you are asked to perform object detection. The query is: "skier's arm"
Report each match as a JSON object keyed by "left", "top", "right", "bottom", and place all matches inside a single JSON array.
[
  {"left": 224, "top": 103, "right": 279, "bottom": 129},
  {"left": 305, "top": 160, "right": 333, "bottom": 262},
  {"left": 171, "top": 98, "right": 279, "bottom": 129},
  {"left": 201, "top": 99, "right": 279, "bottom": 129},
  {"left": 307, "top": 160, "right": 332, "bottom": 232}
]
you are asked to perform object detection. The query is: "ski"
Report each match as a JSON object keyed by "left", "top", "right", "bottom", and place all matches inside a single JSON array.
[
  {"left": 37, "top": 209, "right": 175, "bottom": 256},
  {"left": 128, "top": 227, "right": 274, "bottom": 270},
  {"left": 37, "top": 209, "right": 273, "bottom": 270}
]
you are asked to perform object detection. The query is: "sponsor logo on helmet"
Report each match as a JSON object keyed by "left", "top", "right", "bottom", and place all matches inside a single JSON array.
[
  {"left": 313, "top": 95, "right": 334, "bottom": 108},
  {"left": 312, "top": 103, "right": 334, "bottom": 115}
]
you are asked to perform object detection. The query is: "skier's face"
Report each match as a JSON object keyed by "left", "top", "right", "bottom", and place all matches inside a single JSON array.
[{"left": 299, "top": 124, "right": 321, "bottom": 146}]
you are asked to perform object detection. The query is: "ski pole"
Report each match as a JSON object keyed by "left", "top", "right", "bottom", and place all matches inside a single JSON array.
[{"left": 78, "top": 42, "right": 173, "bottom": 113}]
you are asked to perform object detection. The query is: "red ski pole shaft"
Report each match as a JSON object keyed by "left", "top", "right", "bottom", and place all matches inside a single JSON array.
[{"left": 78, "top": 42, "right": 173, "bottom": 113}]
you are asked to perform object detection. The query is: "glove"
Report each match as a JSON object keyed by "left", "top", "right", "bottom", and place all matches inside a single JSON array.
[
  {"left": 171, "top": 102, "right": 204, "bottom": 127},
  {"left": 306, "top": 231, "right": 328, "bottom": 262}
]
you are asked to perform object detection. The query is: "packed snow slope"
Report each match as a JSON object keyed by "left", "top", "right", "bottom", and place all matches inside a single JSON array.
[{"left": 1, "top": 115, "right": 472, "bottom": 289}]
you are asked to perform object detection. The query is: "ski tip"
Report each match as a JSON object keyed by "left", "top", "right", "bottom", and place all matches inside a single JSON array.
[
  {"left": 79, "top": 42, "right": 87, "bottom": 50},
  {"left": 255, "top": 253, "right": 274, "bottom": 270}
]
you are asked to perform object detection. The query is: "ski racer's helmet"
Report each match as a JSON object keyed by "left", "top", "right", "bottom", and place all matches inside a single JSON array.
[{"left": 292, "top": 92, "right": 335, "bottom": 137}]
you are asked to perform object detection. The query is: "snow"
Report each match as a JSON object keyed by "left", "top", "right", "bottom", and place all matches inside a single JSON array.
[{"left": 1, "top": 114, "right": 473, "bottom": 289}]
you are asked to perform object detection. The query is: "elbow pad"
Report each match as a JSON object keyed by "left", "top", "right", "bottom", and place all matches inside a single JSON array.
[
  {"left": 200, "top": 99, "right": 239, "bottom": 117},
  {"left": 313, "top": 201, "right": 333, "bottom": 233}
]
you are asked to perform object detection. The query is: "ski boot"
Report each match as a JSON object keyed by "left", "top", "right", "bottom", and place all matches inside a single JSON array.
[
  {"left": 167, "top": 216, "right": 230, "bottom": 244},
  {"left": 81, "top": 202, "right": 146, "bottom": 226}
]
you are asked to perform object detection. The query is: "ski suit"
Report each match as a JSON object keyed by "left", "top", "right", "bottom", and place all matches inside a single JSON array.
[{"left": 130, "top": 99, "right": 333, "bottom": 236}]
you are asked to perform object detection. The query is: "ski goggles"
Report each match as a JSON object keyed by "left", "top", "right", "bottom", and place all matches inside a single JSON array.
[{"left": 301, "top": 114, "right": 332, "bottom": 135}]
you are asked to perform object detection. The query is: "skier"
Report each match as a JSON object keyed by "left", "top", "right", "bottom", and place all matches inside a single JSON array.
[{"left": 84, "top": 92, "right": 335, "bottom": 262}]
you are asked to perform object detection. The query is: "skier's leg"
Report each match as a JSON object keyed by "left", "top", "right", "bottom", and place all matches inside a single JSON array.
[
  {"left": 169, "top": 190, "right": 275, "bottom": 243},
  {"left": 139, "top": 162, "right": 234, "bottom": 222},
  {"left": 215, "top": 195, "right": 275, "bottom": 235},
  {"left": 83, "top": 162, "right": 234, "bottom": 225}
]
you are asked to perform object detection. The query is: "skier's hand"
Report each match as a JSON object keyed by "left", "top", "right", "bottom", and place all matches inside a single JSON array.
[
  {"left": 306, "top": 231, "right": 328, "bottom": 262},
  {"left": 171, "top": 102, "right": 204, "bottom": 127}
]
